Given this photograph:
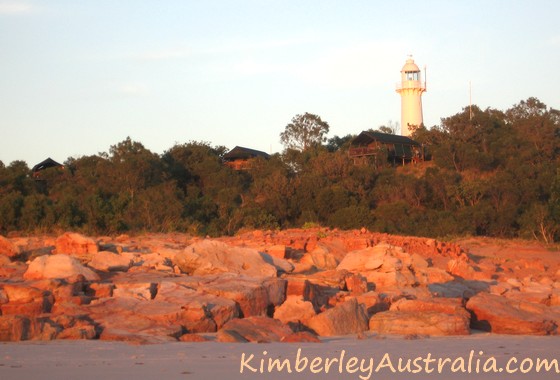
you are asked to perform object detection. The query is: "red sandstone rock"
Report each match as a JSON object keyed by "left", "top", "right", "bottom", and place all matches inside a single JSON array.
[
  {"left": 349, "top": 291, "right": 388, "bottom": 317},
  {"left": 466, "top": 292, "right": 557, "bottom": 335},
  {"left": 202, "top": 275, "right": 286, "bottom": 317},
  {"left": 0, "top": 284, "right": 54, "bottom": 316},
  {"left": 112, "top": 281, "right": 158, "bottom": 301},
  {"left": 0, "top": 315, "right": 31, "bottom": 341},
  {"left": 24, "top": 254, "right": 100, "bottom": 282},
  {"left": 55, "top": 232, "right": 98, "bottom": 258},
  {"left": 217, "top": 316, "right": 293, "bottom": 343},
  {"left": 273, "top": 295, "right": 316, "bottom": 325},
  {"left": 88, "top": 297, "right": 185, "bottom": 341},
  {"left": 281, "top": 331, "right": 321, "bottom": 343},
  {"left": 266, "top": 245, "right": 287, "bottom": 259},
  {"left": 0, "top": 235, "right": 19, "bottom": 258},
  {"left": 345, "top": 273, "right": 368, "bottom": 294},
  {"left": 179, "top": 333, "right": 210, "bottom": 342},
  {"left": 88, "top": 250, "right": 133, "bottom": 272},
  {"left": 369, "top": 310, "right": 470, "bottom": 336},
  {"left": 336, "top": 244, "right": 419, "bottom": 289},
  {"left": 551, "top": 289, "right": 560, "bottom": 306},
  {"left": 300, "top": 246, "right": 339, "bottom": 270},
  {"left": 389, "top": 298, "right": 470, "bottom": 321},
  {"left": 155, "top": 281, "right": 239, "bottom": 330},
  {"left": 174, "top": 240, "right": 278, "bottom": 278},
  {"left": 88, "top": 283, "right": 115, "bottom": 298},
  {"left": 306, "top": 298, "right": 369, "bottom": 336}
]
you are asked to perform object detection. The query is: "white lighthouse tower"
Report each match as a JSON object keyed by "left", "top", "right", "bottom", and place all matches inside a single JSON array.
[{"left": 396, "top": 56, "right": 426, "bottom": 136}]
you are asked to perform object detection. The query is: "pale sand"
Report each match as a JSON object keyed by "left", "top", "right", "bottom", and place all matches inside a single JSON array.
[{"left": 1, "top": 334, "right": 559, "bottom": 379}]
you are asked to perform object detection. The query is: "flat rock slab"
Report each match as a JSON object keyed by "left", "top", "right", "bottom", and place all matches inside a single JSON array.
[
  {"left": 466, "top": 292, "right": 557, "bottom": 335},
  {"left": 217, "top": 316, "right": 293, "bottom": 343},
  {"left": 369, "top": 310, "right": 470, "bottom": 336}
]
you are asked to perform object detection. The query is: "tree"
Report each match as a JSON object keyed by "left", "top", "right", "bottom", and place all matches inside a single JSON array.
[
  {"left": 371, "top": 120, "right": 399, "bottom": 135},
  {"left": 280, "top": 113, "right": 330, "bottom": 151}
]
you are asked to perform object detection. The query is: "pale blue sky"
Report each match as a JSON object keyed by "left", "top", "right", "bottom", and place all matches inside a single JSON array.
[{"left": 1, "top": 0, "right": 559, "bottom": 166}]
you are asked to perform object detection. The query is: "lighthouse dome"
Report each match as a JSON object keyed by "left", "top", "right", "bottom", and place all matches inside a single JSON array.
[{"left": 401, "top": 58, "right": 420, "bottom": 73}]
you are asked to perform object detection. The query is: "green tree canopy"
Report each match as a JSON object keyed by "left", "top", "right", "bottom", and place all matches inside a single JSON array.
[{"left": 280, "top": 112, "right": 330, "bottom": 151}]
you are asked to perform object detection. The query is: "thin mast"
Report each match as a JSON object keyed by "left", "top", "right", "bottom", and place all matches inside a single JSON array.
[{"left": 469, "top": 81, "right": 473, "bottom": 120}]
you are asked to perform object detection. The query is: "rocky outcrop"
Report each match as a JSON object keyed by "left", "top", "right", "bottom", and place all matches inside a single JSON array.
[
  {"left": 88, "top": 251, "right": 133, "bottom": 272},
  {"left": 55, "top": 232, "right": 98, "bottom": 258},
  {"left": 273, "top": 295, "right": 316, "bottom": 325},
  {"left": 217, "top": 316, "right": 294, "bottom": 343},
  {"left": 0, "top": 231, "right": 558, "bottom": 343},
  {"left": 24, "top": 254, "right": 100, "bottom": 282},
  {"left": 369, "top": 310, "right": 470, "bottom": 336},
  {"left": 0, "top": 235, "right": 19, "bottom": 258},
  {"left": 174, "top": 240, "right": 278, "bottom": 278},
  {"left": 306, "top": 298, "right": 369, "bottom": 336},
  {"left": 466, "top": 292, "right": 557, "bottom": 335}
]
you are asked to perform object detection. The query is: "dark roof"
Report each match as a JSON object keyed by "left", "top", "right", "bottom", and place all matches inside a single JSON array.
[
  {"left": 351, "top": 131, "right": 421, "bottom": 147},
  {"left": 223, "top": 146, "right": 270, "bottom": 161},
  {"left": 32, "top": 157, "right": 63, "bottom": 172}
]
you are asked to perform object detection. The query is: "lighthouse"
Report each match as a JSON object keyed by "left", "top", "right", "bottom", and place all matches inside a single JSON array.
[{"left": 396, "top": 56, "right": 426, "bottom": 136}]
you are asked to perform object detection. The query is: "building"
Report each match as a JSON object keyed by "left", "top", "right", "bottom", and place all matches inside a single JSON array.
[
  {"left": 223, "top": 146, "right": 270, "bottom": 170},
  {"left": 348, "top": 131, "right": 424, "bottom": 167},
  {"left": 396, "top": 56, "right": 426, "bottom": 136},
  {"left": 32, "top": 157, "right": 64, "bottom": 178}
]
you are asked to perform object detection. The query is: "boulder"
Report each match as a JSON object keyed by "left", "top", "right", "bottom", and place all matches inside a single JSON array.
[
  {"left": 389, "top": 297, "right": 470, "bottom": 320},
  {"left": 0, "top": 235, "right": 19, "bottom": 258},
  {"left": 266, "top": 245, "right": 287, "bottom": 259},
  {"left": 350, "top": 292, "right": 388, "bottom": 317},
  {"left": 466, "top": 292, "right": 557, "bottom": 335},
  {"left": 337, "top": 245, "right": 387, "bottom": 272},
  {"left": 259, "top": 252, "right": 294, "bottom": 274},
  {"left": 300, "top": 246, "right": 339, "bottom": 270},
  {"left": 551, "top": 289, "right": 560, "bottom": 306},
  {"left": 336, "top": 244, "right": 417, "bottom": 288},
  {"left": 112, "top": 282, "right": 157, "bottom": 300},
  {"left": 306, "top": 298, "right": 369, "bottom": 336},
  {"left": 179, "top": 333, "right": 210, "bottom": 342},
  {"left": 217, "top": 316, "right": 293, "bottom": 343},
  {"left": 0, "top": 255, "right": 27, "bottom": 280},
  {"left": 0, "top": 284, "right": 54, "bottom": 316},
  {"left": 201, "top": 275, "right": 286, "bottom": 317},
  {"left": 88, "top": 251, "right": 133, "bottom": 272},
  {"left": 345, "top": 273, "right": 368, "bottom": 294},
  {"left": 273, "top": 296, "right": 316, "bottom": 325},
  {"left": 174, "top": 240, "right": 277, "bottom": 278},
  {"left": 24, "top": 255, "right": 100, "bottom": 282},
  {"left": 0, "top": 315, "right": 31, "bottom": 341},
  {"left": 88, "top": 283, "right": 115, "bottom": 298},
  {"left": 447, "top": 259, "right": 479, "bottom": 279},
  {"left": 369, "top": 310, "right": 470, "bottom": 336},
  {"left": 416, "top": 268, "right": 454, "bottom": 285},
  {"left": 87, "top": 297, "right": 186, "bottom": 341},
  {"left": 55, "top": 232, "right": 98, "bottom": 258},
  {"left": 505, "top": 290, "right": 551, "bottom": 305},
  {"left": 156, "top": 281, "right": 239, "bottom": 329}
]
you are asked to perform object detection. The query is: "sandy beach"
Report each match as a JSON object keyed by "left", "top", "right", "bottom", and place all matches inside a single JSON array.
[{"left": 1, "top": 334, "right": 559, "bottom": 380}]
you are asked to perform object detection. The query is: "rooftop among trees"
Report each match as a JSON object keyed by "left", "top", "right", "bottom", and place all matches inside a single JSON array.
[{"left": 0, "top": 98, "right": 558, "bottom": 243}]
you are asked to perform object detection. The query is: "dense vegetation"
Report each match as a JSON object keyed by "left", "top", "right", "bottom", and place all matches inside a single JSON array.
[{"left": 1, "top": 98, "right": 559, "bottom": 242}]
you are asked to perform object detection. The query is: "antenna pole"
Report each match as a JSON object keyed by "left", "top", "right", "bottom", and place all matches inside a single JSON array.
[{"left": 469, "top": 81, "right": 473, "bottom": 120}]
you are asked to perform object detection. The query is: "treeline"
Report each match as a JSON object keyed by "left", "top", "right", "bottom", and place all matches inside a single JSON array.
[{"left": 1, "top": 97, "right": 559, "bottom": 242}]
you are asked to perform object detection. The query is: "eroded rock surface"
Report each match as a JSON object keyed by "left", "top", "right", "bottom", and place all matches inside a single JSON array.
[{"left": 0, "top": 230, "right": 558, "bottom": 342}]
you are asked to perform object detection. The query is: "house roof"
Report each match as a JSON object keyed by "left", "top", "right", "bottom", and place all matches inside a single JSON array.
[
  {"left": 32, "top": 157, "right": 63, "bottom": 172},
  {"left": 350, "top": 131, "right": 421, "bottom": 147},
  {"left": 223, "top": 146, "right": 270, "bottom": 161}
]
